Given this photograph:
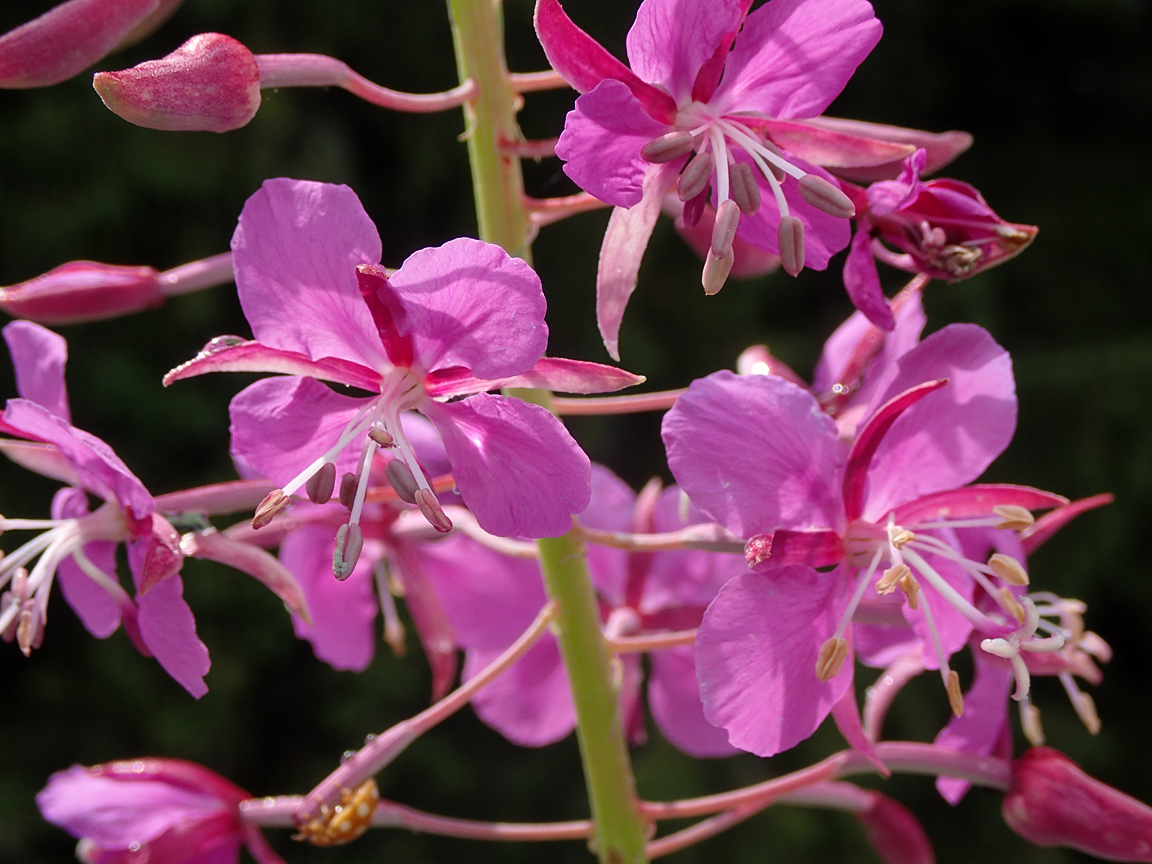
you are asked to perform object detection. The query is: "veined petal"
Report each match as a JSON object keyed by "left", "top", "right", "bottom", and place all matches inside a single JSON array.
[
  {"left": 163, "top": 337, "right": 381, "bottom": 392},
  {"left": 663, "top": 371, "right": 844, "bottom": 538},
  {"left": 136, "top": 575, "right": 210, "bottom": 698},
  {"left": 713, "top": 0, "right": 882, "bottom": 118},
  {"left": 466, "top": 638, "right": 575, "bottom": 747},
  {"left": 626, "top": 0, "right": 743, "bottom": 103},
  {"left": 649, "top": 645, "right": 737, "bottom": 757},
  {"left": 556, "top": 80, "right": 673, "bottom": 209},
  {"left": 386, "top": 238, "right": 546, "bottom": 378},
  {"left": 597, "top": 161, "right": 681, "bottom": 360},
  {"left": 229, "top": 377, "right": 371, "bottom": 488},
  {"left": 423, "top": 394, "right": 591, "bottom": 539},
  {"left": 424, "top": 358, "right": 644, "bottom": 400},
  {"left": 3, "top": 320, "right": 70, "bottom": 421},
  {"left": 697, "top": 564, "right": 854, "bottom": 757},
  {"left": 232, "top": 178, "right": 386, "bottom": 369}
]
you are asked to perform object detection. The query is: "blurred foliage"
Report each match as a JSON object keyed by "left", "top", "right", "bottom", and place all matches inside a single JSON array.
[{"left": 1, "top": 0, "right": 1150, "bottom": 862}]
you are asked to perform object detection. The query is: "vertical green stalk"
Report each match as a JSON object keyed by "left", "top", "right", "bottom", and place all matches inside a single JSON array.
[{"left": 446, "top": 2, "right": 649, "bottom": 862}]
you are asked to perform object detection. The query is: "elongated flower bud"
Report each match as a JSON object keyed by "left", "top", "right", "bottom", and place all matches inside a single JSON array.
[
  {"left": 0, "top": 261, "right": 163, "bottom": 324},
  {"left": 1002, "top": 747, "right": 1152, "bottom": 860},
  {"left": 93, "top": 33, "right": 260, "bottom": 132}
]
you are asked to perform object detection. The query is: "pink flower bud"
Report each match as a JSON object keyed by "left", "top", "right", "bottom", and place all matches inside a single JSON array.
[
  {"left": 1002, "top": 747, "right": 1152, "bottom": 861},
  {"left": 93, "top": 33, "right": 260, "bottom": 132},
  {"left": 856, "top": 791, "right": 935, "bottom": 864},
  {"left": 0, "top": 261, "right": 164, "bottom": 324},
  {"left": 0, "top": 0, "right": 181, "bottom": 89}
]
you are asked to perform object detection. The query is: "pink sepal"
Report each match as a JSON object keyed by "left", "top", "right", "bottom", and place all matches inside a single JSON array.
[
  {"left": 181, "top": 529, "right": 310, "bottom": 622},
  {"left": 131, "top": 513, "right": 184, "bottom": 595},
  {"left": 1021, "top": 492, "right": 1114, "bottom": 555},
  {"left": 745, "top": 528, "right": 843, "bottom": 569},
  {"left": 0, "top": 261, "right": 165, "bottom": 324},
  {"left": 162, "top": 339, "right": 380, "bottom": 392},
  {"left": 889, "top": 484, "right": 1068, "bottom": 528},
  {"left": 423, "top": 358, "right": 644, "bottom": 399},
  {"left": 798, "top": 116, "right": 973, "bottom": 182},
  {"left": 831, "top": 687, "right": 888, "bottom": 775}
]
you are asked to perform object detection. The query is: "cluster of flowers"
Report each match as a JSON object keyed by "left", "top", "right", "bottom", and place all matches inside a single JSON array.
[{"left": 2, "top": 0, "right": 1148, "bottom": 862}]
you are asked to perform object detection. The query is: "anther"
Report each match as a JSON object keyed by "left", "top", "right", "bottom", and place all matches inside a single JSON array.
[
  {"left": 993, "top": 504, "right": 1034, "bottom": 531},
  {"left": 641, "top": 131, "right": 695, "bottom": 164},
  {"left": 989, "top": 553, "right": 1029, "bottom": 586},
  {"left": 728, "top": 162, "right": 761, "bottom": 215},
  {"left": 702, "top": 249, "right": 734, "bottom": 296},
  {"left": 815, "top": 635, "right": 849, "bottom": 681},
  {"left": 338, "top": 473, "right": 359, "bottom": 510},
  {"left": 710, "top": 200, "right": 740, "bottom": 259},
  {"left": 306, "top": 463, "right": 337, "bottom": 505},
  {"left": 252, "top": 489, "right": 290, "bottom": 529},
  {"left": 778, "top": 216, "right": 805, "bottom": 276},
  {"left": 333, "top": 523, "right": 364, "bottom": 580},
  {"left": 797, "top": 174, "right": 855, "bottom": 219},
  {"left": 367, "top": 426, "right": 395, "bottom": 448},
  {"left": 898, "top": 573, "right": 920, "bottom": 609},
  {"left": 1071, "top": 690, "right": 1101, "bottom": 735},
  {"left": 1020, "top": 699, "right": 1045, "bottom": 746},
  {"left": 414, "top": 489, "right": 452, "bottom": 534},
  {"left": 384, "top": 459, "right": 420, "bottom": 505},
  {"left": 678, "top": 151, "right": 714, "bottom": 202},
  {"left": 999, "top": 588, "right": 1027, "bottom": 624},
  {"left": 875, "top": 563, "right": 908, "bottom": 595},
  {"left": 945, "top": 669, "right": 964, "bottom": 717}
]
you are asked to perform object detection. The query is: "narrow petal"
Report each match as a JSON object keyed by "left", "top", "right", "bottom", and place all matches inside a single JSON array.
[
  {"left": 713, "top": 0, "right": 882, "bottom": 118},
  {"left": 696, "top": 565, "right": 854, "bottom": 757},
  {"left": 423, "top": 358, "right": 644, "bottom": 399},
  {"left": 843, "top": 227, "right": 896, "bottom": 331},
  {"left": 386, "top": 238, "right": 546, "bottom": 378},
  {"left": 53, "top": 488, "right": 123, "bottom": 638},
  {"left": 389, "top": 540, "right": 458, "bottom": 701},
  {"left": 0, "top": 439, "right": 82, "bottom": 486},
  {"left": 626, "top": 0, "right": 743, "bottom": 102},
  {"left": 556, "top": 80, "right": 672, "bottom": 209},
  {"left": 663, "top": 371, "right": 844, "bottom": 538},
  {"left": 232, "top": 178, "right": 386, "bottom": 369},
  {"left": 890, "top": 484, "right": 1068, "bottom": 529},
  {"left": 3, "top": 320, "right": 70, "bottom": 420},
  {"left": 423, "top": 394, "right": 591, "bottom": 538},
  {"left": 597, "top": 161, "right": 681, "bottom": 360},
  {"left": 648, "top": 645, "right": 737, "bottom": 757},
  {"left": 136, "top": 575, "right": 210, "bottom": 698}
]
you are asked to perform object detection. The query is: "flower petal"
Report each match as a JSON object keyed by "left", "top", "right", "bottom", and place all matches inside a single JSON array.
[
  {"left": 163, "top": 338, "right": 380, "bottom": 392},
  {"left": 649, "top": 645, "right": 737, "bottom": 757},
  {"left": 843, "top": 226, "right": 895, "bottom": 330},
  {"left": 466, "top": 637, "right": 575, "bottom": 747},
  {"left": 136, "top": 575, "right": 210, "bottom": 698},
  {"left": 3, "top": 320, "right": 70, "bottom": 420},
  {"left": 625, "top": 0, "right": 743, "bottom": 102}
]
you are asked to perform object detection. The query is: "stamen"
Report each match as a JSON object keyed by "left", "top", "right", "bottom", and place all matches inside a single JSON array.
[
  {"left": 728, "top": 162, "right": 761, "bottom": 215},
  {"left": 898, "top": 572, "right": 920, "bottom": 609},
  {"left": 900, "top": 547, "right": 1003, "bottom": 632},
  {"left": 709, "top": 128, "right": 731, "bottom": 203},
  {"left": 888, "top": 527, "right": 915, "bottom": 549},
  {"left": 797, "top": 174, "right": 855, "bottom": 219},
  {"left": 1020, "top": 698, "right": 1045, "bottom": 746},
  {"left": 678, "top": 151, "right": 714, "bottom": 202},
  {"left": 989, "top": 553, "right": 1029, "bottom": 586},
  {"left": 993, "top": 504, "right": 1034, "bottom": 531},
  {"left": 338, "top": 473, "right": 359, "bottom": 509},
  {"left": 384, "top": 459, "right": 420, "bottom": 505},
  {"left": 374, "top": 561, "right": 406, "bottom": 657},
  {"left": 999, "top": 588, "right": 1027, "bottom": 624},
  {"left": 252, "top": 489, "right": 290, "bottom": 529},
  {"left": 414, "top": 489, "right": 453, "bottom": 534},
  {"left": 711, "top": 200, "right": 740, "bottom": 259},
  {"left": 306, "top": 463, "right": 337, "bottom": 505},
  {"left": 641, "top": 131, "right": 695, "bottom": 164},
  {"left": 1059, "top": 675, "right": 1101, "bottom": 734},
  {"left": 702, "top": 249, "right": 734, "bottom": 296},
  {"left": 367, "top": 426, "right": 395, "bottom": 448},
  {"left": 816, "top": 636, "right": 849, "bottom": 681},
  {"left": 945, "top": 669, "right": 964, "bottom": 717},
  {"left": 875, "top": 563, "right": 908, "bottom": 595},
  {"left": 333, "top": 523, "right": 364, "bottom": 580},
  {"left": 778, "top": 215, "right": 805, "bottom": 276}
]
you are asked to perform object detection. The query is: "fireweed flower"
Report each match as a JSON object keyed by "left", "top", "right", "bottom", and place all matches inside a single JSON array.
[
  {"left": 842, "top": 149, "right": 1038, "bottom": 329},
  {"left": 664, "top": 323, "right": 1069, "bottom": 756},
  {"left": 0, "top": 321, "right": 209, "bottom": 696},
  {"left": 37, "top": 758, "right": 275, "bottom": 864},
  {"left": 535, "top": 0, "right": 881, "bottom": 356},
  {"left": 164, "top": 179, "right": 641, "bottom": 567},
  {"left": 421, "top": 466, "right": 741, "bottom": 755}
]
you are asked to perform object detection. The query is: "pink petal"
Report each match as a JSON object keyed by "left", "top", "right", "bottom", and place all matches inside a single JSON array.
[
  {"left": 137, "top": 575, "right": 210, "bottom": 698},
  {"left": 662, "top": 371, "right": 844, "bottom": 538},
  {"left": 163, "top": 337, "right": 380, "bottom": 392},
  {"left": 52, "top": 488, "right": 123, "bottom": 638},
  {"left": 386, "top": 238, "right": 546, "bottom": 378},
  {"left": 556, "top": 80, "right": 672, "bottom": 209},
  {"left": 625, "top": 0, "right": 743, "bottom": 102},
  {"left": 0, "top": 439, "right": 82, "bottom": 486},
  {"left": 842, "top": 226, "right": 895, "bottom": 330},
  {"left": 423, "top": 394, "right": 591, "bottom": 539},
  {"left": 3, "top": 320, "right": 70, "bottom": 420},
  {"left": 466, "top": 637, "right": 575, "bottom": 747},
  {"left": 232, "top": 178, "right": 386, "bottom": 369},
  {"left": 597, "top": 162, "right": 680, "bottom": 360},
  {"left": 388, "top": 540, "right": 458, "bottom": 701},
  {"left": 648, "top": 645, "right": 737, "bottom": 757},
  {"left": 696, "top": 565, "right": 853, "bottom": 756},
  {"left": 714, "top": 0, "right": 882, "bottom": 118}
]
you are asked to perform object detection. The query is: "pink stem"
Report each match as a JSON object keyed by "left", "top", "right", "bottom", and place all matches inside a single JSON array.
[
  {"left": 509, "top": 70, "right": 569, "bottom": 92},
  {"left": 862, "top": 654, "right": 925, "bottom": 742},
  {"left": 576, "top": 522, "right": 743, "bottom": 554},
  {"left": 157, "top": 252, "right": 234, "bottom": 297},
  {"left": 501, "top": 136, "right": 559, "bottom": 158},
  {"left": 647, "top": 806, "right": 759, "bottom": 859},
  {"left": 553, "top": 388, "right": 684, "bottom": 415},
  {"left": 527, "top": 192, "right": 611, "bottom": 227},
  {"left": 607, "top": 629, "right": 696, "bottom": 654},
  {"left": 153, "top": 479, "right": 276, "bottom": 516}
]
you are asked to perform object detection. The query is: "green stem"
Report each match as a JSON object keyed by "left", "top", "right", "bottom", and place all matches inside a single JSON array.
[{"left": 446, "top": 3, "right": 649, "bottom": 862}]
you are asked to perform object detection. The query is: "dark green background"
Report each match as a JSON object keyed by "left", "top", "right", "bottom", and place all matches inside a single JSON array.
[{"left": 2, "top": 0, "right": 1150, "bottom": 862}]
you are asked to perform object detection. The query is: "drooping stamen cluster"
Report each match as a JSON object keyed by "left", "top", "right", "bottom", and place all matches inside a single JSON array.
[{"left": 641, "top": 107, "right": 855, "bottom": 291}]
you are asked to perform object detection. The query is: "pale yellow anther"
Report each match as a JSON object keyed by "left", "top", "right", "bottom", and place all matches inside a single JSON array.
[
  {"left": 815, "top": 636, "right": 850, "bottom": 682},
  {"left": 252, "top": 489, "right": 290, "bottom": 529},
  {"left": 1071, "top": 691, "right": 1102, "bottom": 735},
  {"left": 988, "top": 552, "right": 1029, "bottom": 586},
  {"left": 889, "top": 528, "right": 915, "bottom": 548},
  {"left": 993, "top": 504, "right": 1034, "bottom": 531},
  {"left": 899, "top": 573, "right": 920, "bottom": 610},
  {"left": 999, "top": 588, "right": 1026, "bottom": 624},
  {"left": 1020, "top": 700, "right": 1045, "bottom": 746},
  {"left": 875, "top": 563, "right": 909, "bottom": 595},
  {"left": 945, "top": 669, "right": 964, "bottom": 717}
]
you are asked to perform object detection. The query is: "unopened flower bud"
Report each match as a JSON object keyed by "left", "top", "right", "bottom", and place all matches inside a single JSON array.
[
  {"left": 0, "top": 261, "right": 165, "bottom": 324},
  {"left": 93, "top": 33, "right": 260, "bottom": 132},
  {"left": 1002, "top": 747, "right": 1152, "bottom": 860}
]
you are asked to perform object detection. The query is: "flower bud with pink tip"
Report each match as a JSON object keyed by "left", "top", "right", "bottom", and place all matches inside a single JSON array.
[
  {"left": 1002, "top": 747, "right": 1152, "bottom": 861},
  {"left": 93, "top": 33, "right": 260, "bottom": 132}
]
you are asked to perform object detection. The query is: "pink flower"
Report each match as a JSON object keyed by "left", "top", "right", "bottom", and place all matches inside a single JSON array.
[
  {"left": 535, "top": 0, "right": 881, "bottom": 356},
  {"left": 843, "top": 149, "right": 1038, "bottom": 329},
  {"left": 1002, "top": 747, "right": 1152, "bottom": 861},
  {"left": 0, "top": 321, "right": 210, "bottom": 696},
  {"left": 165, "top": 179, "right": 641, "bottom": 556},
  {"left": 37, "top": 758, "right": 274, "bottom": 864}
]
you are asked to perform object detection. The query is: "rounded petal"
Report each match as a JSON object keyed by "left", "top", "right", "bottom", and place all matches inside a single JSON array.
[
  {"left": 934, "top": 652, "right": 1014, "bottom": 804},
  {"left": 713, "top": 0, "right": 882, "bottom": 118},
  {"left": 424, "top": 394, "right": 591, "bottom": 539},
  {"left": 649, "top": 645, "right": 737, "bottom": 757},
  {"left": 696, "top": 565, "right": 854, "bottom": 756},
  {"left": 626, "top": 0, "right": 743, "bottom": 101},
  {"left": 662, "top": 370, "right": 844, "bottom": 537},
  {"left": 387, "top": 238, "right": 547, "bottom": 378},
  {"left": 232, "top": 178, "right": 386, "bottom": 369},
  {"left": 3, "top": 320, "right": 70, "bottom": 420},
  {"left": 137, "top": 575, "right": 210, "bottom": 698},
  {"left": 555, "top": 80, "right": 671, "bottom": 209},
  {"left": 466, "top": 637, "right": 575, "bottom": 747}
]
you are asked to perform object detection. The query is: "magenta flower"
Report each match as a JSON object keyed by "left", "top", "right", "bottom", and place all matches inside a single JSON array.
[
  {"left": 165, "top": 179, "right": 641, "bottom": 558},
  {"left": 0, "top": 321, "right": 210, "bottom": 697},
  {"left": 664, "top": 322, "right": 1068, "bottom": 755},
  {"left": 37, "top": 758, "right": 277, "bottom": 864},
  {"left": 843, "top": 148, "right": 1038, "bottom": 329},
  {"left": 536, "top": 0, "right": 881, "bottom": 356}
]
